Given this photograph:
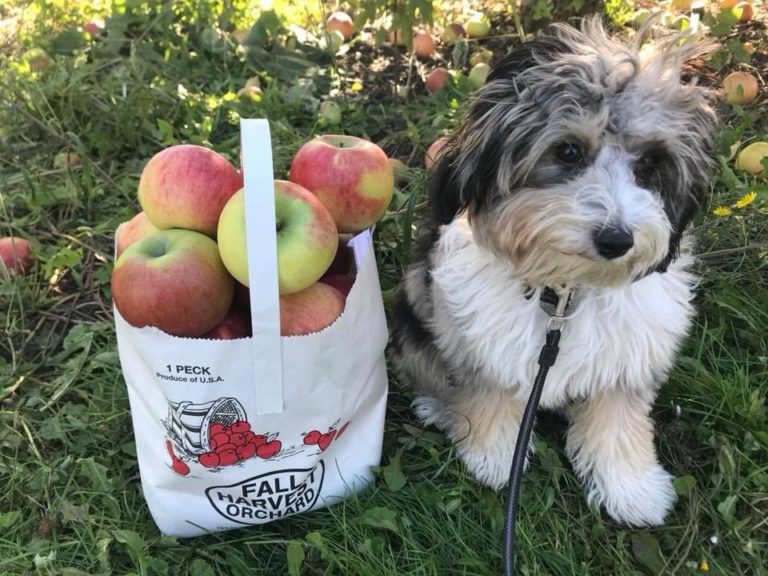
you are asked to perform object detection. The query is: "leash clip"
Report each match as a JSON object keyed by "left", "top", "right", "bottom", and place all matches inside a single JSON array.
[{"left": 541, "top": 286, "right": 573, "bottom": 333}]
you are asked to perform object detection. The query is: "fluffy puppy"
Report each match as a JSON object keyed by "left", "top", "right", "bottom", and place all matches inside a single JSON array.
[{"left": 391, "top": 17, "right": 717, "bottom": 526}]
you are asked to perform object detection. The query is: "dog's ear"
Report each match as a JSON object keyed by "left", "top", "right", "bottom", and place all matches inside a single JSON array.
[{"left": 427, "top": 33, "right": 573, "bottom": 227}]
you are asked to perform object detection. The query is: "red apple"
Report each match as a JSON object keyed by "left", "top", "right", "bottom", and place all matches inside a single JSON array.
[
  {"left": 320, "top": 273, "right": 354, "bottom": 298},
  {"left": 199, "top": 452, "right": 220, "bottom": 468},
  {"left": 217, "top": 181, "right": 339, "bottom": 294},
  {"left": 0, "top": 237, "right": 33, "bottom": 277},
  {"left": 111, "top": 229, "right": 235, "bottom": 337},
  {"left": 199, "top": 306, "right": 252, "bottom": 339},
  {"left": 138, "top": 144, "right": 243, "bottom": 237},
  {"left": 736, "top": 2, "right": 754, "bottom": 21},
  {"left": 304, "top": 430, "right": 322, "bottom": 445},
  {"left": 317, "top": 429, "right": 337, "bottom": 452},
  {"left": 280, "top": 282, "right": 345, "bottom": 336},
  {"left": 115, "top": 212, "right": 159, "bottom": 258},
  {"left": 256, "top": 439, "right": 282, "bottom": 459},
  {"left": 442, "top": 23, "right": 466, "bottom": 44},
  {"left": 426, "top": 67, "right": 449, "bottom": 92},
  {"left": 82, "top": 19, "right": 104, "bottom": 36},
  {"left": 425, "top": 137, "right": 450, "bottom": 170},
  {"left": 327, "top": 11, "right": 354, "bottom": 40},
  {"left": 289, "top": 135, "right": 394, "bottom": 233},
  {"left": 413, "top": 30, "right": 435, "bottom": 59}
]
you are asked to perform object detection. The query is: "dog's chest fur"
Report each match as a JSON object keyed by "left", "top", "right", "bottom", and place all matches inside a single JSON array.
[{"left": 412, "top": 218, "right": 696, "bottom": 406}]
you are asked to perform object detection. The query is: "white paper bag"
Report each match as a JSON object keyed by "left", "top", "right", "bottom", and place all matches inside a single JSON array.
[{"left": 114, "top": 120, "right": 389, "bottom": 537}]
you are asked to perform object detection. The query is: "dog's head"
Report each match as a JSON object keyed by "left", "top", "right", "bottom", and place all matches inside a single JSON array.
[{"left": 430, "top": 17, "right": 717, "bottom": 287}]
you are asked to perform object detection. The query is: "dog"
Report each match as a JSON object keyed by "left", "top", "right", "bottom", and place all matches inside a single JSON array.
[{"left": 391, "top": 17, "right": 717, "bottom": 526}]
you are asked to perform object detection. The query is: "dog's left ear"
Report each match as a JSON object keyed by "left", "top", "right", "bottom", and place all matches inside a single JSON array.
[{"left": 428, "top": 33, "right": 573, "bottom": 226}]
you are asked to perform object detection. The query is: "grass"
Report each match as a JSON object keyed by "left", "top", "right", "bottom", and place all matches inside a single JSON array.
[{"left": 1, "top": 0, "right": 767, "bottom": 574}]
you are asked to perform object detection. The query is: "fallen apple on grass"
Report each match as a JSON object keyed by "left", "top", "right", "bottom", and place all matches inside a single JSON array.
[
  {"left": 413, "top": 30, "right": 435, "bottom": 58},
  {"left": 318, "top": 101, "right": 342, "bottom": 125},
  {"left": 115, "top": 212, "right": 159, "bottom": 257},
  {"left": 723, "top": 71, "right": 758, "bottom": 105},
  {"left": 465, "top": 13, "right": 491, "bottom": 38},
  {"left": 280, "top": 282, "right": 345, "bottom": 336},
  {"left": 735, "top": 142, "right": 768, "bottom": 175},
  {"left": 217, "top": 181, "right": 339, "bottom": 294},
  {"left": 112, "top": 229, "right": 234, "bottom": 337},
  {"left": 0, "top": 237, "right": 33, "bottom": 277},
  {"left": 289, "top": 135, "right": 394, "bottom": 233},
  {"left": 138, "top": 144, "right": 243, "bottom": 237},
  {"left": 425, "top": 137, "right": 450, "bottom": 170},
  {"left": 468, "top": 62, "right": 490, "bottom": 89},
  {"left": 736, "top": 2, "right": 754, "bottom": 22},
  {"left": 426, "top": 67, "right": 449, "bottom": 92},
  {"left": 469, "top": 48, "right": 493, "bottom": 67},
  {"left": 441, "top": 23, "right": 465, "bottom": 44},
  {"left": 327, "top": 11, "right": 354, "bottom": 40}
]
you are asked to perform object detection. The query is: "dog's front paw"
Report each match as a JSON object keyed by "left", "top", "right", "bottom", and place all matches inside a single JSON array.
[
  {"left": 586, "top": 463, "right": 677, "bottom": 526},
  {"left": 456, "top": 442, "right": 530, "bottom": 491}
]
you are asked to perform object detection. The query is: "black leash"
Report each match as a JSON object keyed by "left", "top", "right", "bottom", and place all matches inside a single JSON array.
[{"left": 502, "top": 287, "right": 572, "bottom": 576}]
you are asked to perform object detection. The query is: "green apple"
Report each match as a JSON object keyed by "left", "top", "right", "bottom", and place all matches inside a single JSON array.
[
  {"left": 465, "top": 13, "right": 491, "bottom": 38},
  {"left": 138, "top": 144, "right": 243, "bottom": 237},
  {"left": 289, "top": 135, "right": 394, "bottom": 233},
  {"left": 468, "top": 62, "right": 490, "bottom": 89},
  {"left": 111, "top": 229, "right": 234, "bottom": 337},
  {"left": 735, "top": 142, "right": 768, "bottom": 175},
  {"left": 217, "top": 181, "right": 339, "bottom": 295}
]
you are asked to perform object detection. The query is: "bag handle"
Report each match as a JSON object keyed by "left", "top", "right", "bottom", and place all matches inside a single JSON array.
[{"left": 241, "top": 119, "right": 283, "bottom": 415}]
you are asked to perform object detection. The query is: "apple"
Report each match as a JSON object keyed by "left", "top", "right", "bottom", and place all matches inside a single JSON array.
[
  {"left": 426, "top": 67, "right": 449, "bottom": 92},
  {"left": 111, "top": 229, "right": 234, "bottom": 337},
  {"left": 671, "top": 15, "right": 690, "bottom": 30},
  {"left": 320, "top": 273, "right": 354, "bottom": 298},
  {"left": 115, "top": 212, "right": 159, "bottom": 257},
  {"left": 425, "top": 137, "right": 450, "bottom": 170},
  {"left": 736, "top": 2, "right": 754, "bottom": 21},
  {"left": 200, "top": 306, "right": 252, "bottom": 339},
  {"left": 280, "top": 282, "right": 345, "bottom": 336},
  {"left": 318, "top": 100, "right": 342, "bottom": 125},
  {"left": 719, "top": 0, "right": 738, "bottom": 8},
  {"left": 53, "top": 151, "right": 81, "bottom": 169},
  {"left": 327, "top": 11, "right": 354, "bottom": 40},
  {"left": 289, "top": 135, "right": 394, "bottom": 233},
  {"left": 465, "top": 13, "right": 491, "bottom": 38},
  {"left": 413, "top": 30, "right": 435, "bottom": 59},
  {"left": 82, "top": 19, "right": 104, "bottom": 36},
  {"left": 735, "top": 142, "right": 768, "bottom": 175},
  {"left": 256, "top": 439, "right": 282, "bottom": 459},
  {"left": 633, "top": 9, "right": 653, "bottom": 27},
  {"left": 138, "top": 144, "right": 243, "bottom": 237},
  {"left": 0, "top": 237, "right": 33, "bottom": 277},
  {"left": 442, "top": 23, "right": 466, "bottom": 44},
  {"left": 469, "top": 48, "right": 493, "bottom": 67},
  {"left": 389, "top": 157, "right": 408, "bottom": 187},
  {"left": 217, "top": 181, "right": 339, "bottom": 294},
  {"left": 723, "top": 71, "right": 758, "bottom": 105},
  {"left": 468, "top": 62, "right": 490, "bottom": 89}
]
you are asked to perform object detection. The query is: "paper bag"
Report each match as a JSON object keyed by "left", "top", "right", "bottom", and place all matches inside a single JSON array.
[{"left": 114, "top": 120, "right": 389, "bottom": 537}]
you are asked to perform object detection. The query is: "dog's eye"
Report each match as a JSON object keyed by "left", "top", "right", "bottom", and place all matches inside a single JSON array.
[
  {"left": 555, "top": 141, "right": 584, "bottom": 164},
  {"left": 634, "top": 148, "right": 673, "bottom": 191}
]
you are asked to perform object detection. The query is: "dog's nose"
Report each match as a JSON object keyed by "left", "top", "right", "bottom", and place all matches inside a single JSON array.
[{"left": 593, "top": 227, "right": 634, "bottom": 259}]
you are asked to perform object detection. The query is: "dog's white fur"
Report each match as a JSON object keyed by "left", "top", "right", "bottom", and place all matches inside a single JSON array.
[{"left": 408, "top": 216, "right": 694, "bottom": 524}]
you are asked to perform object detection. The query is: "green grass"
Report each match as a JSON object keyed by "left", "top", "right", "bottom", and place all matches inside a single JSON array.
[{"left": 1, "top": 1, "right": 767, "bottom": 574}]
